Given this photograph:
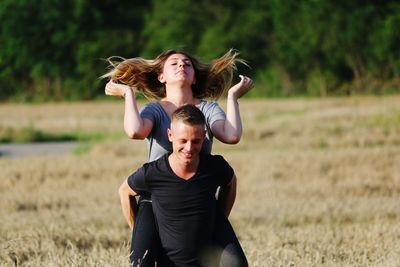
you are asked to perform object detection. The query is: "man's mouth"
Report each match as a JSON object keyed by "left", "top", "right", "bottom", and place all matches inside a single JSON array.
[{"left": 182, "top": 152, "right": 192, "bottom": 158}]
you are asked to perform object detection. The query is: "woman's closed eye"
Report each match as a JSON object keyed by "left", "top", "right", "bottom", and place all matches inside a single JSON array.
[{"left": 171, "top": 63, "right": 191, "bottom": 67}]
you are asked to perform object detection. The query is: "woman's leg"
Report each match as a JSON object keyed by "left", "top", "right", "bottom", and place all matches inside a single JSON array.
[
  {"left": 130, "top": 195, "right": 159, "bottom": 266},
  {"left": 213, "top": 206, "right": 248, "bottom": 267}
]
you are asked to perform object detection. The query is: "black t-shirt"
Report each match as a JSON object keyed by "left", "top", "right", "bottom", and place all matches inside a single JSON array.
[{"left": 128, "top": 153, "right": 234, "bottom": 266}]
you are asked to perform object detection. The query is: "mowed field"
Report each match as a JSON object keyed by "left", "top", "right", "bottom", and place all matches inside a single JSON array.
[{"left": 1, "top": 96, "right": 400, "bottom": 266}]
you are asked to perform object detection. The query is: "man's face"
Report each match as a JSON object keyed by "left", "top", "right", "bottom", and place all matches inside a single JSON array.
[{"left": 168, "top": 121, "right": 205, "bottom": 165}]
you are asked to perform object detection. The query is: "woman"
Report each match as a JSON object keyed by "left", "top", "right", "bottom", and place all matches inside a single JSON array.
[{"left": 103, "top": 49, "right": 253, "bottom": 266}]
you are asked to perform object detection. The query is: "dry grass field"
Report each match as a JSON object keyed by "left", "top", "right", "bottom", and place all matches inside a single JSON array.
[{"left": 1, "top": 96, "right": 400, "bottom": 266}]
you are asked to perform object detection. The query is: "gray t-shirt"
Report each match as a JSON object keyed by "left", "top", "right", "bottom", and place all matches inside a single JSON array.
[{"left": 140, "top": 100, "right": 226, "bottom": 162}]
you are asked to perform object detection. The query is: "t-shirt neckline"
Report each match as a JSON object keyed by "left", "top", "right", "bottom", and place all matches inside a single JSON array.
[{"left": 164, "top": 153, "right": 202, "bottom": 182}]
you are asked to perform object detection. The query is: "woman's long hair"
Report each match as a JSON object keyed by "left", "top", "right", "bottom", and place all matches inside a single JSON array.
[{"left": 101, "top": 49, "right": 247, "bottom": 100}]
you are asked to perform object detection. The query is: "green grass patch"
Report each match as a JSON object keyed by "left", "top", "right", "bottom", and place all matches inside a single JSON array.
[
  {"left": 255, "top": 109, "right": 308, "bottom": 122},
  {"left": 313, "top": 139, "right": 329, "bottom": 149},
  {"left": 358, "top": 111, "right": 400, "bottom": 131},
  {"left": 328, "top": 126, "right": 345, "bottom": 137},
  {"left": 0, "top": 126, "right": 125, "bottom": 144},
  {"left": 73, "top": 142, "right": 94, "bottom": 155}
]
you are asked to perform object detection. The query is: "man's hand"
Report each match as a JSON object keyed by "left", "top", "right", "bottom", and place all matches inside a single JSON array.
[{"left": 118, "top": 179, "right": 138, "bottom": 229}]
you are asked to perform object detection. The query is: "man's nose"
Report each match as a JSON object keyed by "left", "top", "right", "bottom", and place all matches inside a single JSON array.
[{"left": 185, "top": 141, "right": 193, "bottom": 151}]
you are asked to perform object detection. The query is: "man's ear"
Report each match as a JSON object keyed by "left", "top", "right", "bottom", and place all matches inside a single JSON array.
[{"left": 167, "top": 128, "right": 173, "bottom": 142}]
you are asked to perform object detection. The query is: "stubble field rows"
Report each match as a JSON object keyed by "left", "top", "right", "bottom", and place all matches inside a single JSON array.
[{"left": 1, "top": 96, "right": 399, "bottom": 266}]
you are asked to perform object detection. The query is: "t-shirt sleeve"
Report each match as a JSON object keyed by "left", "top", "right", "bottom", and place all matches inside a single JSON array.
[
  {"left": 140, "top": 102, "right": 157, "bottom": 123},
  {"left": 127, "top": 165, "right": 150, "bottom": 194},
  {"left": 214, "top": 155, "right": 234, "bottom": 186},
  {"left": 203, "top": 101, "right": 226, "bottom": 127}
]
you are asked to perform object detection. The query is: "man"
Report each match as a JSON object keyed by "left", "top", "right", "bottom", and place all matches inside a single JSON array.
[{"left": 118, "top": 104, "right": 247, "bottom": 266}]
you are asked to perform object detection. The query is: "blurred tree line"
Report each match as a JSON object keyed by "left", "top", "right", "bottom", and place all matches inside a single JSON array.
[{"left": 0, "top": 0, "right": 399, "bottom": 101}]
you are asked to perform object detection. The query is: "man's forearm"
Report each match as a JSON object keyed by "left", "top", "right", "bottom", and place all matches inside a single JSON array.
[
  {"left": 218, "top": 175, "right": 237, "bottom": 217},
  {"left": 119, "top": 180, "right": 137, "bottom": 230},
  {"left": 120, "top": 193, "right": 135, "bottom": 229}
]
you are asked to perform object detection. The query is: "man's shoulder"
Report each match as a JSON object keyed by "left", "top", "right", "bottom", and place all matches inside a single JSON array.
[
  {"left": 142, "top": 154, "right": 168, "bottom": 175},
  {"left": 144, "top": 154, "right": 169, "bottom": 171},
  {"left": 205, "top": 153, "right": 223, "bottom": 160},
  {"left": 201, "top": 153, "right": 228, "bottom": 166},
  {"left": 200, "top": 154, "right": 233, "bottom": 185},
  {"left": 130, "top": 155, "right": 168, "bottom": 185}
]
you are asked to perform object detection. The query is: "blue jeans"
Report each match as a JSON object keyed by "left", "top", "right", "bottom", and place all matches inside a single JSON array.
[{"left": 130, "top": 195, "right": 248, "bottom": 267}]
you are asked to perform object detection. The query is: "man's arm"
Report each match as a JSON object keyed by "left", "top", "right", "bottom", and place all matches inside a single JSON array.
[
  {"left": 118, "top": 179, "right": 139, "bottom": 230},
  {"left": 217, "top": 174, "right": 237, "bottom": 218}
]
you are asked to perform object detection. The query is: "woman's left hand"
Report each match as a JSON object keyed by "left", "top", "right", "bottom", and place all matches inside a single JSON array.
[{"left": 227, "top": 75, "right": 254, "bottom": 100}]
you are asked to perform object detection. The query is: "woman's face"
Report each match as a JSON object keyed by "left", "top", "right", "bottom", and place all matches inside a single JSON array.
[{"left": 158, "top": 53, "right": 196, "bottom": 87}]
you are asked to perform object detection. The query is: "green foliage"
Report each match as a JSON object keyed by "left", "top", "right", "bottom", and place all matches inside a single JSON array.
[
  {"left": 0, "top": 0, "right": 149, "bottom": 101},
  {"left": 0, "top": 0, "right": 399, "bottom": 101},
  {"left": 142, "top": 0, "right": 200, "bottom": 56},
  {"left": 251, "top": 66, "right": 286, "bottom": 97}
]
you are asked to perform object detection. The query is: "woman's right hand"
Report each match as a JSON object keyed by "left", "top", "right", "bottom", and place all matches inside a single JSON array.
[{"left": 105, "top": 80, "right": 132, "bottom": 98}]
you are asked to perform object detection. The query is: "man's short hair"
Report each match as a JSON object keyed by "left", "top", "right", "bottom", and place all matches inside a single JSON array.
[{"left": 171, "top": 104, "right": 206, "bottom": 127}]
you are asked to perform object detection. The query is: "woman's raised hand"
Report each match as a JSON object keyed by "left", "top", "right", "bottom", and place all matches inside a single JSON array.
[
  {"left": 105, "top": 80, "right": 132, "bottom": 98},
  {"left": 227, "top": 75, "right": 254, "bottom": 100}
]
